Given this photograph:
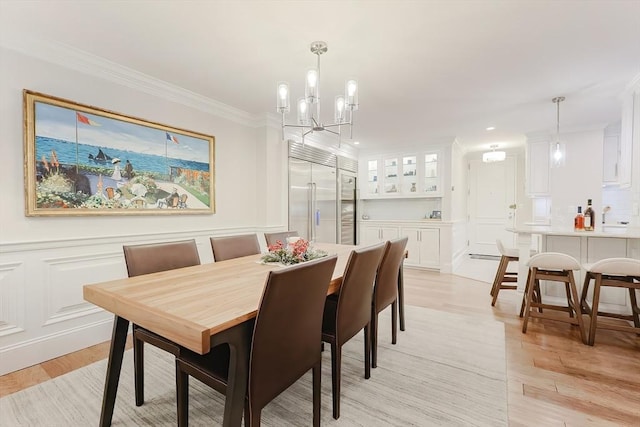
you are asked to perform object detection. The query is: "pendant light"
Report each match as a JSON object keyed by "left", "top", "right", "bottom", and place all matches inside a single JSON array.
[
  {"left": 482, "top": 144, "right": 506, "bottom": 163},
  {"left": 551, "top": 96, "right": 566, "bottom": 168}
]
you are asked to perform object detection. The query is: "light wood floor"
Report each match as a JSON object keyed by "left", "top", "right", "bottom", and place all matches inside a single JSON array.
[{"left": 1, "top": 269, "right": 639, "bottom": 425}]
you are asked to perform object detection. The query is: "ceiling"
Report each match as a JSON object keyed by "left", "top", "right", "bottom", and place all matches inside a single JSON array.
[{"left": 1, "top": 1, "right": 639, "bottom": 153}]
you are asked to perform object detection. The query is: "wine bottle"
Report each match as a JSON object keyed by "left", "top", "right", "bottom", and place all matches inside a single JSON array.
[
  {"left": 574, "top": 206, "right": 584, "bottom": 231},
  {"left": 584, "top": 199, "right": 595, "bottom": 231}
]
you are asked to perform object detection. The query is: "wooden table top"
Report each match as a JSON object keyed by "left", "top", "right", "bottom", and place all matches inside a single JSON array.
[{"left": 83, "top": 243, "right": 355, "bottom": 354}]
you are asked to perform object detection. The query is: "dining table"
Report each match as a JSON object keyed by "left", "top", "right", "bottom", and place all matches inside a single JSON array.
[{"left": 84, "top": 242, "right": 362, "bottom": 427}]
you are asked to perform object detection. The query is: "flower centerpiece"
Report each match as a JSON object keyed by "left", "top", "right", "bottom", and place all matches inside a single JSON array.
[{"left": 261, "top": 238, "right": 328, "bottom": 266}]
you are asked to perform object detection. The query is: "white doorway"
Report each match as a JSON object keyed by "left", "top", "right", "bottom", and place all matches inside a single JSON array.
[{"left": 467, "top": 157, "right": 517, "bottom": 256}]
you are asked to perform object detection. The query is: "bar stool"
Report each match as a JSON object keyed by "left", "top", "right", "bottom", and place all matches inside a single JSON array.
[
  {"left": 490, "top": 239, "right": 536, "bottom": 306},
  {"left": 579, "top": 258, "right": 640, "bottom": 346},
  {"left": 521, "top": 252, "right": 586, "bottom": 343}
]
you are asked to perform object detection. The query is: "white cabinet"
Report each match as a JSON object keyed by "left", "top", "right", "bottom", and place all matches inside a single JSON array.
[
  {"left": 361, "top": 151, "right": 441, "bottom": 199},
  {"left": 401, "top": 227, "right": 440, "bottom": 268},
  {"left": 526, "top": 139, "right": 550, "bottom": 196},
  {"left": 359, "top": 224, "right": 399, "bottom": 246},
  {"left": 602, "top": 133, "right": 620, "bottom": 184},
  {"left": 618, "top": 90, "right": 637, "bottom": 188}
]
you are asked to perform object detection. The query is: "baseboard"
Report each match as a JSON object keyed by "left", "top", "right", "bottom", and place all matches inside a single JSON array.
[{"left": 0, "top": 318, "right": 114, "bottom": 375}]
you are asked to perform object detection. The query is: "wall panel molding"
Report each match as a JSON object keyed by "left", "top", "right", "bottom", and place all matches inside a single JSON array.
[{"left": 0, "top": 262, "right": 25, "bottom": 337}]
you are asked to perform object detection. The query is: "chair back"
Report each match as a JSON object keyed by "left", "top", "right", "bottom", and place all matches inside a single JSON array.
[
  {"left": 264, "top": 231, "right": 299, "bottom": 247},
  {"left": 335, "top": 243, "right": 386, "bottom": 343},
  {"left": 248, "top": 255, "right": 337, "bottom": 408},
  {"left": 123, "top": 239, "right": 200, "bottom": 277},
  {"left": 210, "top": 234, "right": 261, "bottom": 261},
  {"left": 373, "top": 237, "right": 408, "bottom": 312}
]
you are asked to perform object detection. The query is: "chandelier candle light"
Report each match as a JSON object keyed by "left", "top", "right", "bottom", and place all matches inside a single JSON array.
[
  {"left": 277, "top": 41, "right": 358, "bottom": 143},
  {"left": 551, "top": 96, "right": 566, "bottom": 168}
]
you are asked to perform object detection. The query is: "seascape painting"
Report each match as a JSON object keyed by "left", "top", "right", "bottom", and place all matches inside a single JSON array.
[{"left": 23, "top": 90, "right": 215, "bottom": 216}]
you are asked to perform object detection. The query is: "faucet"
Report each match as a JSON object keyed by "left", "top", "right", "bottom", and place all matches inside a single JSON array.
[{"left": 602, "top": 205, "right": 611, "bottom": 224}]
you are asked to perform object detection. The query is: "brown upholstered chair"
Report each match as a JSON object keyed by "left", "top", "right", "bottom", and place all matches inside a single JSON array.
[
  {"left": 264, "top": 231, "right": 299, "bottom": 247},
  {"left": 322, "top": 242, "right": 386, "bottom": 419},
  {"left": 210, "top": 234, "right": 261, "bottom": 262},
  {"left": 122, "top": 239, "right": 201, "bottom": 407},
  {"left": 371, "top": 237, "right": 408, "bottom": 369},
  {"left": 176, "top": 255, "right": 338, "bottom": 427}
]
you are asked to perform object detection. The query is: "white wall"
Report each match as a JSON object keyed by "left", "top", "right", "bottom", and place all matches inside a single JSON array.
[{"left": 0, "top": 46, "right": 287, "bottom": 374}]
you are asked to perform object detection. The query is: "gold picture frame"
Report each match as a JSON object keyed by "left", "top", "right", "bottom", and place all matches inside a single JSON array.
[{"left": 23, "top": 90, "right": 215, "bottom": 216}]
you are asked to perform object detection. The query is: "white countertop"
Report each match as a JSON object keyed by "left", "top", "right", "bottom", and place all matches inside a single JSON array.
[{"left": 508, "top": 225, "right": 640, "bottom": 239}]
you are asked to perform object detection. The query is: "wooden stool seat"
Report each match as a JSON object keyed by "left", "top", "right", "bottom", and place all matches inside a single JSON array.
[
  {"left": 579, "top": 257, "right": 640, "bottom": 345},
  {"left": 490, "top": 240, "right": 536, "bottom": 306},
  {"left": 520, "top": 252, "right": 586, "bottom": 343}
]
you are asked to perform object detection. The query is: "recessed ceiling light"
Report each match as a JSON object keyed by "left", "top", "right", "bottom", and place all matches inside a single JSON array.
[
  {"left": 486, "top": 126, "right": 496, "bottom": 131},
  {"left": 353, "top": 141, "right": 360, "bottom": 145}
]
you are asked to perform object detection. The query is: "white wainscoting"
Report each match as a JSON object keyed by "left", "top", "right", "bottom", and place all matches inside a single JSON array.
[{"left": 0, "top": 226, "right": 283, "bottom": 375}]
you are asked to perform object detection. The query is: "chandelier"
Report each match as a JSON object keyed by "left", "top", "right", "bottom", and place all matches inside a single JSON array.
[
  {"left": 551, "top": 96, "right": 566, "bottom": 167},
  {"left": 276, "top": 41, "right": 358, "bottom": 143}
]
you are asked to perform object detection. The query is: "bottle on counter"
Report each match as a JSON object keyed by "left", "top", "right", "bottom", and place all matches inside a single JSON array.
[
  {"left": 574, "top": 206, "right": 584, "bottom": 231},
  {"left": 584, "top": 199, "right": 595, "bottom": 231}
]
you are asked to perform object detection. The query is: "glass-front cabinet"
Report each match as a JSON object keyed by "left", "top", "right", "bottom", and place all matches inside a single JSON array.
[
  {"left": 360, "top": 151, "right": 441, "bottom": 198},
  {"left": 383, "top": 157, "right": 399, "bottom": 194},
  {"left": 367, "top": 159, "right": 379, "bottom": 195},
  {"left": 424, "top": 153, "right": 439, "bottom": 195}
]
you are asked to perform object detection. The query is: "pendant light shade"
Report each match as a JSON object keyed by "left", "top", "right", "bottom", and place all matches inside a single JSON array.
[
  {"left": 551, "top": 96, "right": 566, "bottom": 168},
  {"left": 482, "top": 144, "right": 506, "bottom": 163}
]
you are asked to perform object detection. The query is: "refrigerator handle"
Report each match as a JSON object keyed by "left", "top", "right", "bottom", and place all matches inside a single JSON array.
[
  {"left": 311, "top": 182, "right": 318, "bottom": 241},
  {"left": 307, "top": 183, "right": 313, "bottom": 239}
]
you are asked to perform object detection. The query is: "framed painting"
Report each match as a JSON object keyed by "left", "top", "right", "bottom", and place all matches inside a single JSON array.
[{"left": 23, "top": 90, "right": 215, "bottom": 216}]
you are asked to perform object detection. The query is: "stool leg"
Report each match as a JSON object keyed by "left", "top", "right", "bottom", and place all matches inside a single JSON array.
[
  {"left": 522, "top": 269, "right": 537, "bottom": 333},
  {"left": 588, "top": 274, "right": 602, "bottom": 346},
  {"left": 519, "top": 269, "right": 532, "bottom": 318},
  {"left": 579, "top": 273, "right": 592, "bottom": 315},
  {"left": 533, "top": 282, "right": 543, "bottom": 313},
  {"left": 567, "top": 270, "right": 586, "bottom": 344},
  {"left": 564, "top": 282, "right": 574, "bottom": 318},
  {"left": 490, "top": 256, "right": 508, "bottom": 299},
  {"left": 628, "top": 287, "right": 640, "bottom": 332},
  {"left": 491, "top": 257, "right": 510, "bottom": 306}
]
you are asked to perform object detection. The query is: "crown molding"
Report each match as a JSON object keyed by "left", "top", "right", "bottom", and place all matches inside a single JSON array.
[{"left": 0, "top": 35, "right": 263, "bottom": 128}]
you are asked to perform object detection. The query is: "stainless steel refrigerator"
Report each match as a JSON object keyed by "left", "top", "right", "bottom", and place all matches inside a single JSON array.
[
  {"left": 338, "top": 171, "right": 357, "bottom": 245},
  {"left": 289, "top": 158, "right": 337, "bottom": 243}
]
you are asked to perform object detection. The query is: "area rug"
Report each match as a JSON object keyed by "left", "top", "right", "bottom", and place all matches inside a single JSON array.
[{"left": 0, "top": 306, "right": 507, "bottom": 426}]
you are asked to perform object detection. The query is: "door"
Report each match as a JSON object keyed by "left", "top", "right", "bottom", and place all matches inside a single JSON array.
[
  {"left": 339, "top": 172, "right": 356, "bottom": 244},
  {"left": 289, "top": 159, "right": 312, "bottom": 240},
  {"left": 312, "top": 163, "right": 337, "bottom": 243},
  {"left": 468, "top": 157, "right": 517, "bottom": 255}
]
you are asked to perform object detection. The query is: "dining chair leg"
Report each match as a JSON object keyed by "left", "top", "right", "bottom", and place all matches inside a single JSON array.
[
  {"left": 364, "top": 324, "right": 371, "bottom": 379},
  {"left": 398, "top": 266, "right": 406, "bottom": 331},
  {"left": 133, "top": 335, "right": 144, "bottom": 406},
  {"left": 371, "top": 309, "right": 378, "bottom": 369},
  {"left": 330, "top": 342, "right": 341, "bottom": 419},
  {"left": 176, "top": 361, "right": 189, "bottom": 427},
  {"left": 391, "top": 301, "right": 398, "bottom": 345},
  {"left": 313, "top": 360, "right": 321, "bottom": 427}
]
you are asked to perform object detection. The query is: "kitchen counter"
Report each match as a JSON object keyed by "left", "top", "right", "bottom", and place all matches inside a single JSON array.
[
  {"left": 507, "top": 225, "right": 640, "bottom": 239},
  {"left": 508, "top": 225, "right": 640, "bottom": 292}
]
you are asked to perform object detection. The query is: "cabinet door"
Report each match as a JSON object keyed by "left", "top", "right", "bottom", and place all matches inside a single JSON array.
[
  {"left": 423, "top": 153, "right": 440, "bottom": 195},
  {"left": 380, "top": 227, "right": 399, "bottom": 241},
  {"left": 602, "top": 134, "right": 619, "bottom": 184},
  {"left": 383, "top": 157, "right": 399, "bottom": 194},
  {"left": 364, "top": 159, "right": 380, "bottom": 197},
  {"left": 401, "top": 227, "right": 421, "bottom": 265},
  {"left": 419, "top": 228, "right": 440, "bottom": 267},
  {"left": 401, "top": 155, "right": 418, "bottom": 195},
  {"left": 618, "top": 92, "right": 635, "bottom": 187},
  {"left": 360, "top": 226, "right": 382, "bottom": 245},
  {"left": 526, "top": 140, "right": 550, "bottom": 196}
]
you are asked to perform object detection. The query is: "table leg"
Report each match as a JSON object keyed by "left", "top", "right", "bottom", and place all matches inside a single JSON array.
[
  {"left": 211, "top": 321, "right": 253, "bottom": 427},
  {"left": 398, "top": 264, "right": 405, "bottom": 331},
  {"left": 99, "top": 315, "right": 129, "bottom": 427}
]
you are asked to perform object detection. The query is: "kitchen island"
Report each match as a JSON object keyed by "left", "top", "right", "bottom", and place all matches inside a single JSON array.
[{"left": 507, "top": 225, "right": 640, "bottom": 313}]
